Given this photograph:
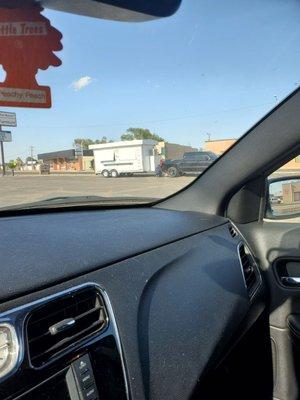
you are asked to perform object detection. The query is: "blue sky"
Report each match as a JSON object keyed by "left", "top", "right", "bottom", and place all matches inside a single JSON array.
[{"left": 3, "top": 0, "right": 300, "bottom": 160}]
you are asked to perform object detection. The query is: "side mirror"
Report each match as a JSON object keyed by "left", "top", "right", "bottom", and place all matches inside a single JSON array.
[{"left": 267, "top": 176, "right": 300, "bottom": 219}]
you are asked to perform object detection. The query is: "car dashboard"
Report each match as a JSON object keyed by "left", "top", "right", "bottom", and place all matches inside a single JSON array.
[{"left": 0, "top": 208, "right": 265, "bottom": 400}]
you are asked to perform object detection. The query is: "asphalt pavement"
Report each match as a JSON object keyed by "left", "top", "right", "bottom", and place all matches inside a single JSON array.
[
  {"left": 0, "top": 174, "right": 194, "bottom": 207},
  {"left": 0, "top": 169, "right": 298, "bottom": 208}
]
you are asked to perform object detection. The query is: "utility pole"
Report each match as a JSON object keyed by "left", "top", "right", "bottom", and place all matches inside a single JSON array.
[
  {"left": 29, "top": 145, "right": 34, "bottom": 160},
  {"left": 207, "top": 133, "right": 211, "bottom": 141},
  {"left": 0, "top": 112, "right": 16, "bottom": 176}
]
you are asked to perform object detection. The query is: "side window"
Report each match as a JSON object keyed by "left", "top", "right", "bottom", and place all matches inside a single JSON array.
[
  {"left": 184, "top": 152, "right": 194, "bottom": 159},
  {"left": 195, "top": 155, "right": 206, "bottom": 161},
  {"left": 267, "top": 154, "right": 300, "bottom": 219}
]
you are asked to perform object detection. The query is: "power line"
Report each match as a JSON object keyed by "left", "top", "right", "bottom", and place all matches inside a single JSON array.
[
  {"left": 19, "top": 102, "right": 274, "bottom": 130},
  {"left": 7, "top": 151, "right": 29, "bottom": 159}
]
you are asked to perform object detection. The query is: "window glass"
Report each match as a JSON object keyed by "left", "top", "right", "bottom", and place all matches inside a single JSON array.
[
  {"left": 268, "top": 155, "right": 300, "bottom": 219},
  {"left": 0, "top": 1, "right": 299, "bottom": 209}
]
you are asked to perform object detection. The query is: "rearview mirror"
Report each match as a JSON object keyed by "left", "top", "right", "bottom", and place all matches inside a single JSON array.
[
  {"left": 40, "top": 0, "right": 182, "bottom": 21},
  {"left": 267, "top": 176, "right": 300, "bottom": 219}
]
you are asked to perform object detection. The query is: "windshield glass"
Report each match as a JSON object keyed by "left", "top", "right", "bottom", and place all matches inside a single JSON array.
[{"left": 0, "top": 0, "right": 299, "bottom": 208}]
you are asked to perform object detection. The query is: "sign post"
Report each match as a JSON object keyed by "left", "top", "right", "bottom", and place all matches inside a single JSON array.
[
  {"left": 0, "top": 112, "right": 17, "bottom": 127},
  {"left": 0, "top": 128, "right": 12, "bottom": 176},
  {"left": 0, "top": 131, "right": 12, "bottom": 142},
  {"left": 0, "top": 130, "right": 4, "bottom": 176},
  {"left": 74, "top": 143, "right": 83, "bottom": 157},
  {"left": 0, "top": 111, "right": 16, "bottom": 176}
]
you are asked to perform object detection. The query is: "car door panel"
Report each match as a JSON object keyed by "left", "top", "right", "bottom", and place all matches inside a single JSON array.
[
  {"left": 236, "top": 221, "right": 300, "bottom": 400},
  {"left": 180, "top": 158, "right": 193, "bottom": 173}
]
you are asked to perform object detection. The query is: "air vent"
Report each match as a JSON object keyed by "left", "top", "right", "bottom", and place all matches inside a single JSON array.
[
  {"left": 228, "top": 224, "right": 238, "bottom": 238},
  {"left": 238, "top": 243, "right": 258, "bottom": 295},
  {"left": 27, "top": 287, "right": 108, "bottom": 367}
]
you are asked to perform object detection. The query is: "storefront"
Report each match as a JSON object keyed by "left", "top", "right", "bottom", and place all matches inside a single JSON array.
[{"left": 37, "top": 149, "right": 94, "bottom": 171}]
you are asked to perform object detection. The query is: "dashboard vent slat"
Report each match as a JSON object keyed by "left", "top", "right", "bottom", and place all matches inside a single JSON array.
[
  {"left": 238, "top": 243, "right": 259, "bottom": 295},
  {"left": 27, "top": 287, "right": 108, "bottom": 367},
  {"left": 228, "top": 224, "right": 238, "bottom": 238}
]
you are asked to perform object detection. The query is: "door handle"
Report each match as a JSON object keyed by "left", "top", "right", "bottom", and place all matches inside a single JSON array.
[{"left": 281, "top": 277, "right": 300, "bottom": 286}]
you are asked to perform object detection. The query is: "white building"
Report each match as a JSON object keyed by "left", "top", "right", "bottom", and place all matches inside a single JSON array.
[{"left": 89, "top": 140, "right": 160, "bottom": 177}]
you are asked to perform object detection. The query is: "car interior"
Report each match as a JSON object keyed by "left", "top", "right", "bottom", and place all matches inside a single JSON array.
[{"left": 0, "top": 1, "right": 300, "bottom": 400}]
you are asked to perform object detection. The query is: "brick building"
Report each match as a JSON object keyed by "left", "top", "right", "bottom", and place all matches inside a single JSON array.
[
  {"left": 282, "top": 182, "right": 300, "bottom": 204},
  {"left": 204, "top": 138, "right": 300, "bottom": 171},
  {"left": 156, "top": 142, "right": 197, "bottom": 160},
  {"left": 203, "top": 138, "right": 236, "bottom": 155},
  {"left": 38, "top": 149, "right": 94, "bottom": 171}
]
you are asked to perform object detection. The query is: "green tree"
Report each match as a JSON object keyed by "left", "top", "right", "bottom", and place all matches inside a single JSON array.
[
  {"left": 120, "top": 128, "right": 164, "bottom": 142},
  {"left": 73, "top": 137, "right": 111, "bottom": 149},
  {"left": 73, "top": 138, "right": 95, "bottom": 149},
  {"left": 7, "top": 160, "right": 17, "bottom": 169},
  {"left": 26, "top": 156, "right": 36, "bottom": 162},
  {"left": 96, "top": 136, "right": 109, "bottom": 144},
  {"left": 15, "top": 157, "right": 24, "bottom": 169}
]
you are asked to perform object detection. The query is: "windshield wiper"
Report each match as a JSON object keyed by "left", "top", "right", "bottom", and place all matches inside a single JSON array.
[{"left": 0, "top": 195, "right": 159, "bottom": 211}]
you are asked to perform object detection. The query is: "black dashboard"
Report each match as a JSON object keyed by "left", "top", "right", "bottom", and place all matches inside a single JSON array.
[{"left": 0, "top": 208, "right": 265, "bottom": 400}]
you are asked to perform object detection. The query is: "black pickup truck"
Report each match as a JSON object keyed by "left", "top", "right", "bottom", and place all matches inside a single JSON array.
[{"left": 162, "top": 151, "right": 218, "bottom": 177}]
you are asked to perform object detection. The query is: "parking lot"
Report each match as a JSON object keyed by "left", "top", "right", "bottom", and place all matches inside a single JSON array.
[
  {"left": 0, "top": 169, "right": 298, "bottom": 208},
  {"left": 0, "top": 174, "right": 195, "bottom": 207}
]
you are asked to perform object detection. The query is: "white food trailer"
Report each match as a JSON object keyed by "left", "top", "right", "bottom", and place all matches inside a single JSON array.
[{"left": 89, "top": 139, "right": 160, "bottom": 177}]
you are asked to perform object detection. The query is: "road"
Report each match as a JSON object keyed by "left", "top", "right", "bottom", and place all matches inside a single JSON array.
[{"left": 0, "top": 174, "right": 195, "bottom": 207}]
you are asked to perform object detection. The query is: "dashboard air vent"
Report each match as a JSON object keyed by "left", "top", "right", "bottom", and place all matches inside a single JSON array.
[
  {"left": 27, "top": 287, "right": 108, "bottom": 367},
  {"left": 228, "top": 224, "right": 238, "bottom": 238},
  {"left": 238, "top": 243, "right": 258, "bottom": 295}
]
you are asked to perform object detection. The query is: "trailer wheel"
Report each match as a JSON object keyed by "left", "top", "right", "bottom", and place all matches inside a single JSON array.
[
  {"left": 111, "top": 169, "right": 119, "bottom": 178},
  {"left": 102, "top": 169, "right": 110, "bottom": 178},
  {"left": 167, "top": 166, "right": 179, "bottom": 177}
]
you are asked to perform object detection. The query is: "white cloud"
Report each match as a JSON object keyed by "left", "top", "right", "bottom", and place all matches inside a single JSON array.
[{"left": 70, "top": 76, "right": 93, "bottom": 91}]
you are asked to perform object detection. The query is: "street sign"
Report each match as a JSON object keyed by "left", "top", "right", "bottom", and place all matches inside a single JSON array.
[
  {"left": 0, "top": 131, "right": 12, "bottom": 142},
  {"left": 0, "top": 111, "right": 16, "bottom": 127},
  {"left": 74, "top": 145, "right": 83, "bottom": 157},
  {"left": 0, "top": 128, "right": 11, "bottom": 175}
]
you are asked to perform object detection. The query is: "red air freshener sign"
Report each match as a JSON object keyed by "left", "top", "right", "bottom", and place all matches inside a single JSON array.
[{"left": 0, "top": 6, "right": 62, "bottom": 108}]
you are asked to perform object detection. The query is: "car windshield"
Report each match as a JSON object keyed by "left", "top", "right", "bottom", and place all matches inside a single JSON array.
[{"left": 0, "top": 0, "right": 299, "bottom": 209}]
